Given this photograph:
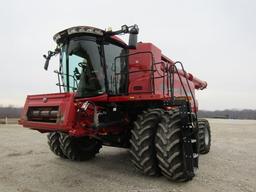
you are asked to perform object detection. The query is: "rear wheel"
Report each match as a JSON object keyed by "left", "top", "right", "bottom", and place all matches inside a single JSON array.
[
  {"left": 198, "top": 119, "right": 211, "bottom": 154},
  {"left": 47, "top": 132, "right": 66, "bottom": 158},
  {"left": 155, "top": 110, "right": 194, "bottom": 182},
  {"left": 60, "top": 133, "right": 102, "bottom": 161},
  {"left": 129, "top": 108, "right": 164, "bottom": 176}
]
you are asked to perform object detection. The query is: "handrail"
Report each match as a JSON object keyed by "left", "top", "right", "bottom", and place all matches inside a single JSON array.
[
  {"left": 113, "top": 51, "right": 156, "bottom": 95},
  {"left": 112, "top": 52, "right": 172, "bottom": 96},
  {"left": 54, "top": 70, "right": 78, "bottom": 92},
  {"left": 54, "top": 50, "right": 196, "bottom": 109}
]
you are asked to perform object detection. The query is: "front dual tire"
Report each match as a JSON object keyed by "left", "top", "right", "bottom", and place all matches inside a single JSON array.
[
  {"left": 129, "top": 109, "right": 195, "bottom": 181},
  {"left": 47, "top": 132, "right": 102, "bottom": 161},
  {"left": 47, "top": 132, "right": 66, "bottom": 158},
  {"left": 129, "top": 109, "right": 164, "bottom": 176},
  {"left": 155, "top": 110, "right": 194, "bottom": 181}
]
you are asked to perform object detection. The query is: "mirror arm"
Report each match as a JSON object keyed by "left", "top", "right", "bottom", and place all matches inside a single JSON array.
[{"left": 105, "top": 24, "right": 139, "bottom": 36}]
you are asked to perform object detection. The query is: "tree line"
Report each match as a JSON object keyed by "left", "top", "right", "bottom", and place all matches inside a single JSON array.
[
  {"left": 1, "top": 106, "right": 256, "bottom": 120},
  {"left": 0, "top": 106, "right": 22, "bottom": 118},
  {"left": 198, "top": 109, "right": 256, "bottom": 120}
]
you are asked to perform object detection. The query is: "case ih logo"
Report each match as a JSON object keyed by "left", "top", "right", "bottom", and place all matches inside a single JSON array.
[{"left": 42, "top": 97, "right": 48, "bottom": 103}]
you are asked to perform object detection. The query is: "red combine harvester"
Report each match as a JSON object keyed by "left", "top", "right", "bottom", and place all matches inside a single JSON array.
[{"left": 20, "top": 24, "right": 211, "bottom": 181}]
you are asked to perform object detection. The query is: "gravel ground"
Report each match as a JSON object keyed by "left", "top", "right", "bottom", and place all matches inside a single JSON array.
[{"left": 0, "top": 119, "right": 255, "bottom": 192}]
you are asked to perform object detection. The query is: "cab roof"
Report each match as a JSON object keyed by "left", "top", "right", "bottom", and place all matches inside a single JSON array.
[{"left": 53, "top": 26, "right": 127, "bottom": 47}]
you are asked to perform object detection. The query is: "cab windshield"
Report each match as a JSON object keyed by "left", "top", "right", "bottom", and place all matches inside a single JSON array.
[
  {"left": 59, "top": 35, "right": 128, "bottom": 97},
  {"left": 60, "top": 36, "right": 105, "bottom": 97}
]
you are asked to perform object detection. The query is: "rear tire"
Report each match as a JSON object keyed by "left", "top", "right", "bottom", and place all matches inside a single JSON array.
[
  {"left": 155, "top": 110, "right": 194, "bottom": 182},
  {"left": 60, "top": 133, "right": 102, "bottom": 161},
  {"left": 47, "top": 132, "right": 66, "bottom": 158},
  {"left": 129, "top": 109, "right": 164, "bottom": 176},
  {"left": 198, "top": 119, "right": 211, "bottom": 154}
]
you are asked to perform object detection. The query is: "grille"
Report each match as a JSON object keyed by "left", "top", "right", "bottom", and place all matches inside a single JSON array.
[{"left": 27, "top": 106, "right": 59, "bottom": 123}]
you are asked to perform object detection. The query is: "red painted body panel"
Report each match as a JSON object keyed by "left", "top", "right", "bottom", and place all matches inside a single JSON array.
[
  {"left": 20, "top": 93, "right": 76, "bottom": 132},
  {"left": 20, "top": 38, "right": 207, "bottom": 137}
]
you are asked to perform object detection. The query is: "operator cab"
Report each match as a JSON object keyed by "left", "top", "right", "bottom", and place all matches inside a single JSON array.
[{"left": 44, "top": 25, "right": 139, "bottom": 98}]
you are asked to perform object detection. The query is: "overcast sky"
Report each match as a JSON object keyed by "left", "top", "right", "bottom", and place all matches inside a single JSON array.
[{"left": 0, "top": 0, "right": 255, "bottom": 110}]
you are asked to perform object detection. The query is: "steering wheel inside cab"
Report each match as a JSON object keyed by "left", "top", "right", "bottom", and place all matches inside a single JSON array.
[{"left": 78, "top": 61, "right": 87, "bottom": 68}]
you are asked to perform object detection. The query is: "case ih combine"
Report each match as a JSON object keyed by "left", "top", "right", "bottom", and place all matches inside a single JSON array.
[{"left": 20, "top": 24, "right": 211, "bottom": 181}]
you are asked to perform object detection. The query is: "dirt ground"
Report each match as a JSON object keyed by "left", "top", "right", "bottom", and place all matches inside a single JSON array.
[{"left": 0, "top": 119, "right": 255, "bottom": 192}]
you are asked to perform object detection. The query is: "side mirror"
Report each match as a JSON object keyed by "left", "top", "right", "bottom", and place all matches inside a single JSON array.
[
  {"left": 128, "top": 25, "right": 139, "bottom": 49},
  {"left": 43, "top": 52, "right": 51, "bottom": 70},
  {"left": 44, "top": 59, "right": 50, "bottom": 70},
  {"left": 43, "top": 48, "right": 60, "bottom": 70}
]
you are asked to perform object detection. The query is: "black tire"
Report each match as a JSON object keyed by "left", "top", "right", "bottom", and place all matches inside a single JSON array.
[
  {"left": 155, "top": 110, "right": 194, "bottom": 182},
  {"left": 129, "top": 108, "right": 164, "bottom": 176},
  {"left": 198, "top": 119, "right": 211, "bottom": 154},
  {"left": 47, "top": 132, "right": 66, "bottom": 158},
  {"left": 60, "top": 133, "right": 102, "bottom": 161}
]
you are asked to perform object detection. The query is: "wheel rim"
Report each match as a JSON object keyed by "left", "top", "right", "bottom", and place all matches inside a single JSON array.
[{"left": 204, "top": 127, "right": 210, "bottom": 146}]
